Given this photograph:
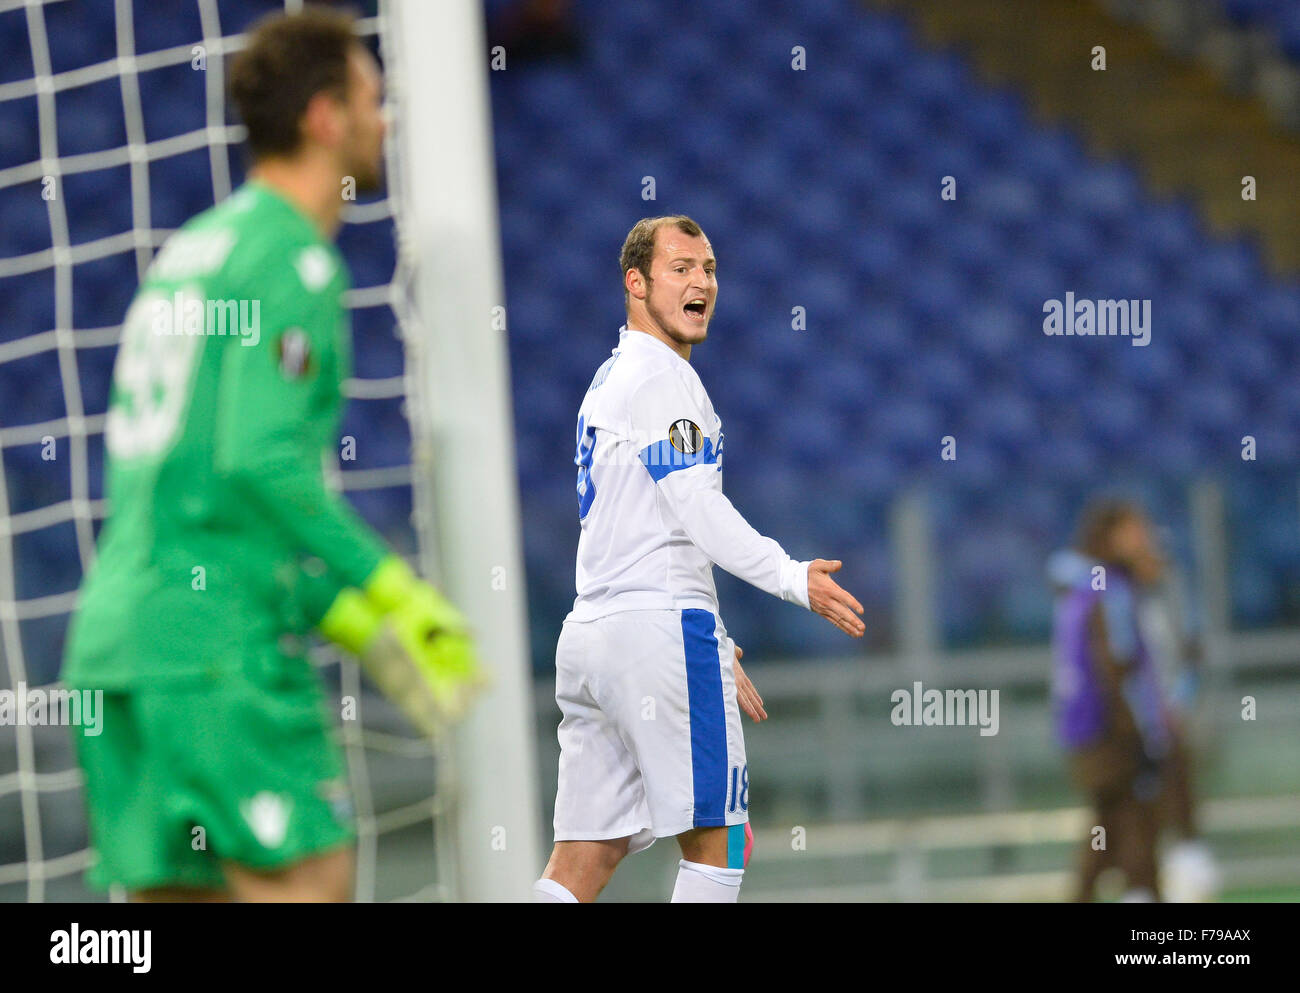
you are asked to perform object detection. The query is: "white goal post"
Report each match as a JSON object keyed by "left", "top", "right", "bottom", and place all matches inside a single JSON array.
[{"left": 386, "top": 0, "right": 542, "bottom": 901}]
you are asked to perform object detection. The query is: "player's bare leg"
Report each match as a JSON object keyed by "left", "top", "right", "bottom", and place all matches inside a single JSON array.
[
  {"left": 131, "top": 885, "right": 231, "bottom": 903},
  {"left": 1074, "top": 790, "right": 1119, "bottom": 902},
  {"left": 1114, "top": 796, "right": 1161, "bottom": 901},
  {"left": 538, "top": 837, "right": 630, "bottom": 903},
  {"left": 222, "top": 846, "right": 355, "bottom": 902},
  {"left": 1162, "top": 727, "right": 1196, "bottom": 838},
  {"left": 673, "top": 825, "right": 743, "bottom": 902},
  {"left": 677, "top": 825, "right": 728, "bottom": 866}
]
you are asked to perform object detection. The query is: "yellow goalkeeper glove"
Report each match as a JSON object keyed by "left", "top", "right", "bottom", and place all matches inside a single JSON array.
[{"left": 319, "top": 557, "right": 488, "bottom": 735}]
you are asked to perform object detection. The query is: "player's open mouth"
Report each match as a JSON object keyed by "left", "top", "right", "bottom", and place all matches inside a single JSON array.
[{"left": 683, "top": 299, "right": 707, "bottom": 322}]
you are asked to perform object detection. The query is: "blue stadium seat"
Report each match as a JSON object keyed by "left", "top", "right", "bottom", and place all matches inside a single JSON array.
[
  {"left": 1187, "top": 238, "right": 1262, "bottom": 304},
  {"left": 0, "top": 185, "right": 51, "bottom": 256},
  {"left": 62, "top": 165, "right": 134, "bottom": 245},
  {"left": 0, "top": 95, "right": 39, "bottom": 171},
  {"left": 55, "top": 79, "right": 127, "bottom": 157},
  {"left": 1276, "top": 9, "right": 1300, "bottom": 61}
]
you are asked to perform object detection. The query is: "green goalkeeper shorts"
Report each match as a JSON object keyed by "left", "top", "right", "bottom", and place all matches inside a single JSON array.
[{"left": 71, "top": 644, "right": 355, "bottom": 892}]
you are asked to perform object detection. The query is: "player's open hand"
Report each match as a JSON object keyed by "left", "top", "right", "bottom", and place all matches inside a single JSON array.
[
  {"left": 732, "top": 645, "right": 767, "bottom": 722},
  {"left": 807, "top": 559, "right": 866, "bottom": 638}
]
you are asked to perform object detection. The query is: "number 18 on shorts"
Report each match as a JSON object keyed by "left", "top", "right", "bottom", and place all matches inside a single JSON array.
[{"left": 551, "top": 608, "right": 749, "bottom": 855}]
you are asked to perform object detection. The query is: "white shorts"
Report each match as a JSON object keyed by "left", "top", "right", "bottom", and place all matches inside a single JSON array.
[{"left": 550, "top": 608, "right": 749, "bottom": 857}]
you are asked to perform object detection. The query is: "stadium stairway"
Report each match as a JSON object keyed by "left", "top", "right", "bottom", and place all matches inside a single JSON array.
[{"left": 871, "top": 0, "right": 1300, "bottom": 273}]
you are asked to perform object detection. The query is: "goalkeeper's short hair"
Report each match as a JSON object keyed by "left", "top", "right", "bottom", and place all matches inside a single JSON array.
[{"left": 228, "top": 5, "right": 362, "bottom": 162}]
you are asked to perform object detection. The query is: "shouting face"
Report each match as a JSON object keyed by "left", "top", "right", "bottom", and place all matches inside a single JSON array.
[{"left": 626, "top": 226, "right": 717, "bottom": 358}]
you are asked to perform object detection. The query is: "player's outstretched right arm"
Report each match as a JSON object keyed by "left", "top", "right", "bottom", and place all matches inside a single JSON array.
[
  {"left": 628, "top": 369, "right": 865, "bottom": 638},
  {"left": 660, "top": 471, "right": 864, "bottom": 637}
]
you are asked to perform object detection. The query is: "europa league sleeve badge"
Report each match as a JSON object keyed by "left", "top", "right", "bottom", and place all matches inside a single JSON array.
[{"left": 668, "top": 418, "right": 704, "bottom": 455}]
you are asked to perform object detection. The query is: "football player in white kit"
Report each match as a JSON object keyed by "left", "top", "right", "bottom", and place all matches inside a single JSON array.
[{"left": 533, "top": 216, "right": 866, "bottom": 903}]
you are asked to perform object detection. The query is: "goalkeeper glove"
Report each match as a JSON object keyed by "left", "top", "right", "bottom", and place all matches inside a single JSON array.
[{"left": 319, "top": 557, "right": 488, "bottom": 735}]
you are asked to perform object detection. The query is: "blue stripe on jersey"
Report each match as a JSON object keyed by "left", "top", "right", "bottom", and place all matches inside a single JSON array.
[
  {"left": 727, "top": 823, "right": 746, "bottom": 869},
  {"left": 575, "top": 415, "right": 597, "bottom": 519},
  {"left": 638, "top": 436, "right": 716, "bottom": 483},
  {"left": 681, "top": 608, "right": 727, "bottom": 828}
]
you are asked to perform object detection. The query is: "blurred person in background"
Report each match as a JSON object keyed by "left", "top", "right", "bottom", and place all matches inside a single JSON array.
[
  {"left": 1048, "top": 502, "right": 1219, "bottom": 902},
  {"left": 1049, "top": 499, "right": 1172, "bottom": 902}
]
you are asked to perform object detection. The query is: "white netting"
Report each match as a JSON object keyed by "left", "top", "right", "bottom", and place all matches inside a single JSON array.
[{"left": 0, "top": 0, "right": 452, "bottom": 902}]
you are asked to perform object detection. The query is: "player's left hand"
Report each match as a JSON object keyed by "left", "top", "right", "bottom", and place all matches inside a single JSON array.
[
  {"left": 732, "top": 645, "right": 767, "bottom": 723},
  {"left": 384, "top": 586, "right": 490, "bottom": 724},
  {"left": 322, "top": 557, "right": 491, "bottom": 735}
]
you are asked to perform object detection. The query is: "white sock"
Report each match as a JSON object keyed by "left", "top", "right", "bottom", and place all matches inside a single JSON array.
[
  {"left": 670, "top": 859, "right": 743, "bottom": 903},
  {"left": 533, "top": 877, "right": 579, "bottom": 903},
  {"left": 1162, "top": 840, "right": 1221, "bottom": 903},
  {"left": 1120, "top": 887, "right": 1156, "bottom": 903}
]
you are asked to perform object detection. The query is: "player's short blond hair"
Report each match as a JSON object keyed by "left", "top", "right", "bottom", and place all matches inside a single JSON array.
[{"left": 620, "top": 215, "right": 706, "bottom": 302}]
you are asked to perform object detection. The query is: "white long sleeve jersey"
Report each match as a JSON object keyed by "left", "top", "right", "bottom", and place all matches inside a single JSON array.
[{"left": 566, "top": 326, "right": 811, "bottom": 623}]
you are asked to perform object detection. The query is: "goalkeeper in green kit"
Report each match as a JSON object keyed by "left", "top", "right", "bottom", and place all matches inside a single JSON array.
[{"left": 62, "top": 8, "right": 483, "bottom": 902}]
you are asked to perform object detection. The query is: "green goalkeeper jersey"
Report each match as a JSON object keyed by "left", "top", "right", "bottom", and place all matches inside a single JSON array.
[{"left": 64, "top": 181, "right": 388, "bottom": 688}]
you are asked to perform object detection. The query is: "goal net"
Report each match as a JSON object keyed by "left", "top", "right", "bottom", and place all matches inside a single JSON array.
[{"left": 0, "top": 0, "right": 465, "bottom": 902}]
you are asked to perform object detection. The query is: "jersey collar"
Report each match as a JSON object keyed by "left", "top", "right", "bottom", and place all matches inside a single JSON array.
[{"left": 618, "top": 324, "right": 690, "bottom": 365}]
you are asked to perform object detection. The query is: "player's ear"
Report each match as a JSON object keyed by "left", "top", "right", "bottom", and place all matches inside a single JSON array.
[
  {"left": 625, "top": 266, "right": 646, "bottom": 301},
  {"left": 302, "top": 89, "right": 346, "bottom": 150}
]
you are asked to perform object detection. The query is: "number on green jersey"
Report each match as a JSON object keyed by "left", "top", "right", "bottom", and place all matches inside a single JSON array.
[{"left": 105, "top": 288, "right": 203, "bottom": 460}]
